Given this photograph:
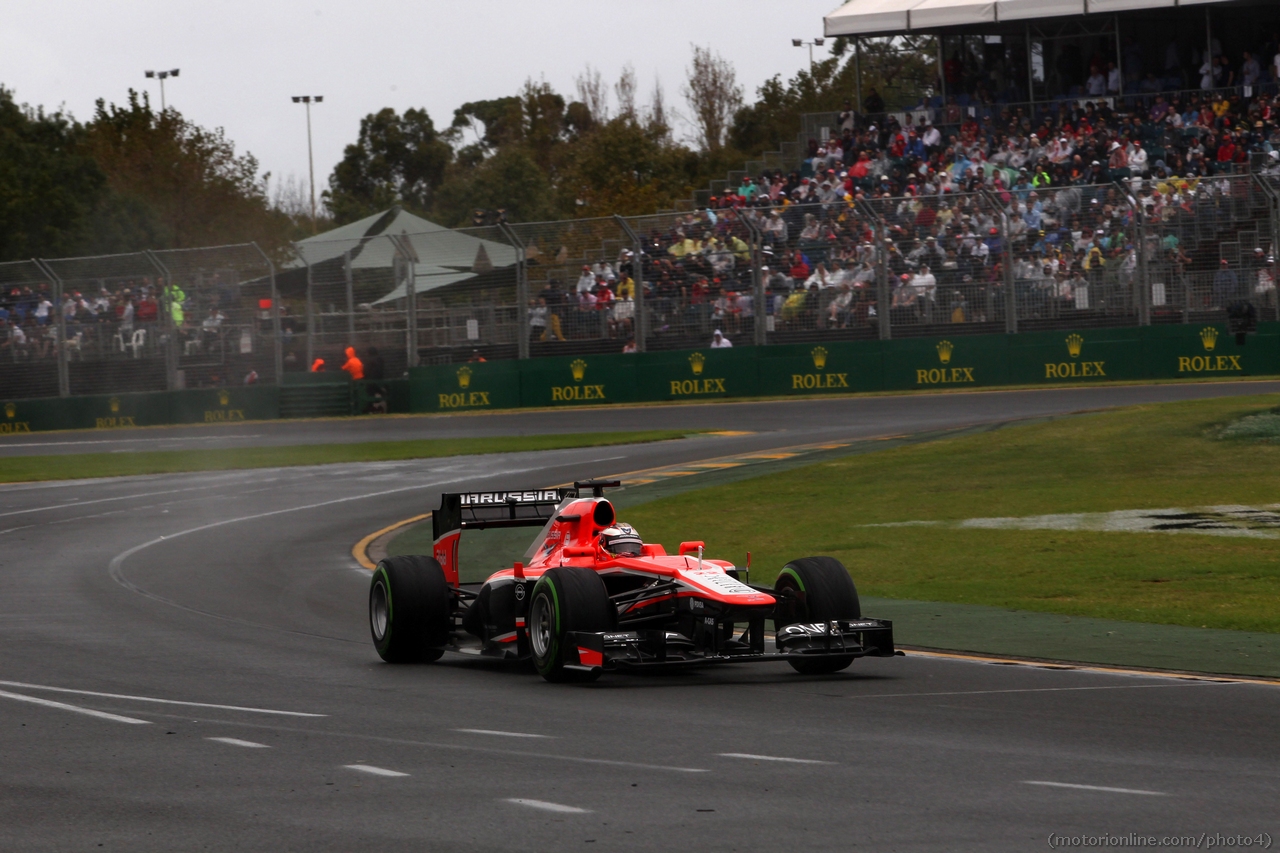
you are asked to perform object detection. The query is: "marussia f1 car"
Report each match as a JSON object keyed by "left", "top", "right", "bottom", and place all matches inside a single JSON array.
[{"left": 368, "top": 480, "right": 898, "bottom": 682}]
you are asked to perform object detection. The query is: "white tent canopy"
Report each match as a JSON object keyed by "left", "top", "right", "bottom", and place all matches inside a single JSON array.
[
  {"left": 288, "top": 208, "right": 519, "bottom": 304},
  {"left": 825, "top": 0, "right": 1233, "bottom": 36}
]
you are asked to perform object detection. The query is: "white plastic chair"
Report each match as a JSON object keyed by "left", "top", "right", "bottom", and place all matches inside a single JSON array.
[{"left": 126, "top": 328, "right": 146, "bottom": 358}]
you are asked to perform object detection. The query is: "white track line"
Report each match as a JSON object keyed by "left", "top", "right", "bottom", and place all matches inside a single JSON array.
[
  {"left": 841, "top": 683, "right": 1210, "bottom": 700},
  {"left": 0, "top": 688, "right": 151, "bottom": 725},
  {"left": 0, "top": 485, "right": 208, "bottom": 519},
  {"left": 343, "top": 764, "right": 409, "bottom": 778},
  {"left": 504, "top": 799, "right": 591, "bottom": 814},
  {"left": 107, "top": 473, "right": 537, "bottom": 591},
  {"left": 455, "top": 728, "right": 551, "bottom": 739},
  {"left": 207, "top": 737, "right": 269, "bottom": 748},
  {"left": 0, "top": 680, "right": 326, "bottom": 717},
  {"left": 718, "top": 753, "right": 834, "bottom": 765},
  {"left": 1024, "top": 781, "right": 1167, "bottom": 796}
]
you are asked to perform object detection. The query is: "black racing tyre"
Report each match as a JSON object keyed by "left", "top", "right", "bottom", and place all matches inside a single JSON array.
[
  {"left": 528, "top": 567, "right": 616, "bottom": 683},
  {"left": 369, "top": 555, "right": 451, "bottom": 663},
  {"left": 774, "top": 556, "right": 861, "bottom": 675}
]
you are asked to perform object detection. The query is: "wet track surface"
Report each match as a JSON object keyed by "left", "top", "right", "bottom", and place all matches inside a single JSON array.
[{"left": 1, "top": 384, "right": 1277, "bottom": 851}]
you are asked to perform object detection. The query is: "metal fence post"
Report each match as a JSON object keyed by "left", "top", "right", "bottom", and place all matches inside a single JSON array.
[
  {"left": 33, "top": 259, "right": 70, "bottom": 397},
  {"left": 388, "top": 235, "right": 418, "bottom": 368},
  {"left": 856, "top": 200, "right": 891, "bottom": 340},
  {"left": 1254, "top": 174, "right": 1280, "bottom": 322},
  {"left": 343, "top": 249, "right": 355, "bottom": 339},
  {"left": 613, "top": 216, "right": 647, "bottom": 352},
  {"left": 250, "top": 243, "right": 283, "bottom": 382},
  {"left": 294, "top": 244, "right": 315, "bottom": 368},
  {"left": 736, "top": 212, "right": 767, "bottom": 347},
  {"left": 498, "top": 222, "right": 530, "bottom": 359},
  {"left": 980, "top": 189, "right": 1017, "bottom": 334},
  {"left": 1001, "top": 208, "right": 1017, "bottom": 334},
  {"left": 143, "top": 250, "right": 180, "bottom": 390},
  {"left": 1116, "top": 182, "right": 1150, "bottom": 325}
]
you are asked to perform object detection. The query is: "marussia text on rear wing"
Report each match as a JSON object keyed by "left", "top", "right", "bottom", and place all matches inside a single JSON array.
[
  {"left": 432, "top": 489, "right": 573, "bottom": 541},
  {"left": 430, "top": 481, "right": 620, "bottom": 585}
]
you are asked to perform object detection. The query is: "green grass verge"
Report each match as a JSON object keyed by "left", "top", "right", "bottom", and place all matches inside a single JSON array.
[
  {"left": 624, "top": 394, "right": 1280, "bottom": 634},
  {"left": 0, "top": 430, "right": 693, "bottom": 484}
]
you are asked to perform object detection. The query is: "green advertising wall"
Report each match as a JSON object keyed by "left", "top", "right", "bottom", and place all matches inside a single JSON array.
[
  {"left": 1, "top": 386, "right": 282, "bottom": 434},
  {"left": 404, "top": 322, "right": 1280, "bottom": 414},
  {"left": 3, "top": 322, "right": 1276, "bottom": 434}
]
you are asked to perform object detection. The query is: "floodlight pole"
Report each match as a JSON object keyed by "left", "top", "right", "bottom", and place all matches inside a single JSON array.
[
  {"left": 144, "top": 69, "right": 180, "bottom": 111},
  {"left": 291, "top": 96, "right": 324, "bottom": 233},
  {"left": 792, "top": 38, "right": 826, "bottom": 74}
]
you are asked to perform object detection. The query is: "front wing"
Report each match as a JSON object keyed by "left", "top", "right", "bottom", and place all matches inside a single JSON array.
[{"left": 561, "top": 619, "right": 898, "bottom": 674}]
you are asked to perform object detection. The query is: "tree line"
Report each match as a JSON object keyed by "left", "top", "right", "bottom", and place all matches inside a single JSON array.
[{"left": 0, "top": 40, "right": 934, "bottom": 261}]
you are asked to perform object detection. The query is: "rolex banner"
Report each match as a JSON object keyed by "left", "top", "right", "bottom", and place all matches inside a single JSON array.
[
  {"left": 757, "top": 341, "right": 882, "bottom": 395},
  {"left": 517, "top": 353, "right": 639, "bottom": 407},
  {"left": 635, "top": 347, "right": 758, "bottom": 401},
  {"left": 169, "top": 386, "right": 281, "bottom": 424},
  {"left": 1142, "top": 323, "right": 1268, "bottom": 380},
  {"left": 409, "top": 359, "right": 522, "bottom": 413},
  {"left": 1007, "top": 328, "right": 1147, "bottom": 384},
  {"left": 879, "top": 334, "right": 1011, "bottom": 390}
]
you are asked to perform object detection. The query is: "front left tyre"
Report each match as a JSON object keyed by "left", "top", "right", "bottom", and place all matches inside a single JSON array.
[
  {"left": 369, "top": 555, "right": 451, "bottom": 663},
  {"left": 774, "top": 556, "right": 862, "bottom": 675},
  {"left": 528, "top": 567, "right": 616, "bottom": 683}
]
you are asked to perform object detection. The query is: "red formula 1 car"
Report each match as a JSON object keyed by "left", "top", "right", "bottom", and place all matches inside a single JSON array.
[{"left": 368, "top": 480, "right": 897, "bottom": 681}]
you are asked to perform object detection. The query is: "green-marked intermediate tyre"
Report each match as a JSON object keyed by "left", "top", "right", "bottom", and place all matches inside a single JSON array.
[
  {"left": 369, "top": 555, "right": 451, "bottom": 663},
  {"left": 774, "top": 556, "right": 861, "bottom": 675},
  {"left": 528, "top": 567, "right": 616, "bottom": 683}
]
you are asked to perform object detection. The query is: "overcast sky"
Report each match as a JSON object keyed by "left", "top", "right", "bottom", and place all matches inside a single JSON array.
[{"left": 3, "top": 0, "right": 839, "bottom": 205}]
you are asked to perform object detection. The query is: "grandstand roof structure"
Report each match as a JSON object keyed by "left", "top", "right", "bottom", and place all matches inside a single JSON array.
[
  {"left": 825, "top": 0, "right": 1238, "bottom": 37},
  {"left": 289, "top": 207, "right": 517, "bottom": 304}
]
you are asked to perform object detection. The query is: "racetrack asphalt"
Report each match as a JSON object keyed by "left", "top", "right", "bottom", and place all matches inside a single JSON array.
[
  {"left": 3, "top": 379, "right": 1280, "bottom": 457},
  {"left": 1, "top": 383, "right": 1277, "bottom": 851}
]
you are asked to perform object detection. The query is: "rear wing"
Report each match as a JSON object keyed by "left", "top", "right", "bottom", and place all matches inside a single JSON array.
[
  {"left": 432, "top": 489, "right": 573, "bottom": 540},
  {"left": 431, "top": 480, "right": 621, "bottom": 540},
  {"left": 430, "top": 482, "right": 620, "bottom": 586}
]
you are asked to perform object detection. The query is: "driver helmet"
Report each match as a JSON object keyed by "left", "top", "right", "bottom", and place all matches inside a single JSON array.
[{"left": 600, "top": 524, "right": 643, "bottom": 557}]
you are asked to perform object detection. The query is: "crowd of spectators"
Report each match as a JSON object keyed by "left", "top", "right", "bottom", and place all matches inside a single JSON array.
[
  {"left": 528, "top": 81, "right": 1280, "bottom": 349},
  {"left": 810, "top": 89, "right": 1280, "bottom": 200},
  {"left": 0, "top": 276, "right": 249, "bottom": 365}
]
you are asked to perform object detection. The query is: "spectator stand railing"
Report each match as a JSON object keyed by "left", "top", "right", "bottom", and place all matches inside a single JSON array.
[
  {"left": 149, "top": 243, "right": 281, "bottom": 387},
  {"left": 507, "top": 217, "right": 633, "bottom": 357},
  {"left": 4, "top": 177, "right": 1278, "bottom": 402},
  {"left": 0, "top": 259, "right": 65, "bottom": 399},
  {"left": 37, "top": 251, "right": 176, "bottom": 396}
]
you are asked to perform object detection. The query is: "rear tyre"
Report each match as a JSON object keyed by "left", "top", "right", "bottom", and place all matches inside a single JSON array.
[
  {"left": 774, "top": 556, "right": 861, "bottom": 675},
  {"left": 369, "top": 556, "right": 451, "bottom": 663},
  {"left": 528, "top": 567, "right": 616, "bottom": 683}
]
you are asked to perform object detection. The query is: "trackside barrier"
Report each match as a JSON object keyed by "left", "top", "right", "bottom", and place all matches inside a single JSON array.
[
  {"left": 2, "top": 323, "right": 1275, "bottom": 432},
  {"left": 0, "top": 386, "right": 281, "bottom": 433},
  {"left": 407, "top": 321, "right": 1280, "bottom": 412}
]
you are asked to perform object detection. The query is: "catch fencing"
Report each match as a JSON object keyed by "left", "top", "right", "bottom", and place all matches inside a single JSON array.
[{"left": 2, "top": 173, "right": 1277, "bottom": 401}]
